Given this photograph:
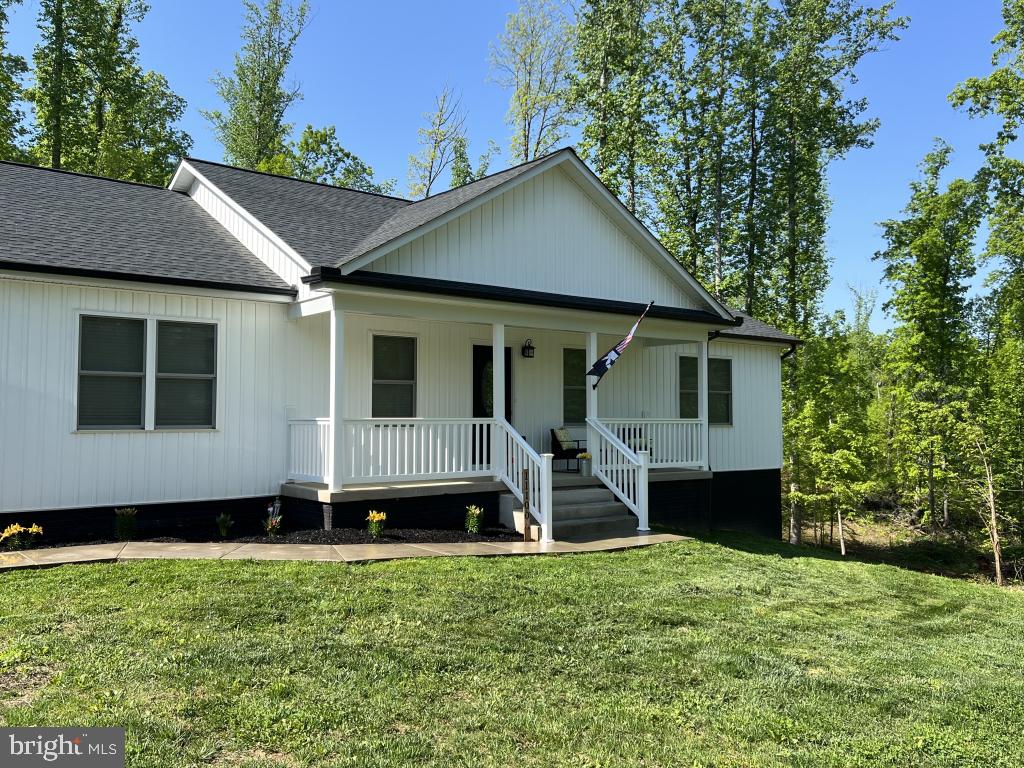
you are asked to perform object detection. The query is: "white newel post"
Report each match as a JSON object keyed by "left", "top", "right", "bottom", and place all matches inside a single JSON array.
[
  {"left": 328, "top": 298, "right": 345, "bottom": 491},
  {"left": 540, "top": 453, "right": 554, "bottom": 542},
  {"left": 586, "top": 331, "right": 598, "bottom": 454},
  {"left": 491, "top": 323, "right": 505, "bottom": 478},
  {"left": 637, "top": 450, "right": 651, "bottom": 531},
  {"left": 698, "top": 339, "right": 710, "bottom": 470}
]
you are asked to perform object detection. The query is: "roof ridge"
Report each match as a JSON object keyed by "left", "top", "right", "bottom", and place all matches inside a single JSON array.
[
  {"left": 0, "top": 159, "right": 170, "bottom": 191},
  {"left": 183, "top": 157, "right": 413, "bottom": 204}
]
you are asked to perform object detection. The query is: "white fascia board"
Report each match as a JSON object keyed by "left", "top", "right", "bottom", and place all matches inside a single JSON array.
[
  {"left": 170, "top": 160, "right": 314, "bottom": 275},
  {"left": 287, "top": 293, "right": 334, "bottom": 319},
  {"left": 338, "top": 151, "right": 571, "bottom": 276}
]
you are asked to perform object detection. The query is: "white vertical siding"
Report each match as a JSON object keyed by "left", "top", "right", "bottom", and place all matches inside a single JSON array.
[
  {"left": 0, "top": 276, "right": 328, "bottom": 513},
  {"left": 338, "top": 313, "right": 782, "bottom": 472},
  {"left": 365, "top": 168, "right": 699, "bottom": 310},
  {"left": 188, "top": 179, "right": 320, "bottom": 301}
]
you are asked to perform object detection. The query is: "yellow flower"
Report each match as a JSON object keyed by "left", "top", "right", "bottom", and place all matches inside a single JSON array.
[
  {"left": 0, "top": 523, "right": 43, "bottom": 542},
  {"left": 366, "top": 510, "right": 387, "bottom": 523}
]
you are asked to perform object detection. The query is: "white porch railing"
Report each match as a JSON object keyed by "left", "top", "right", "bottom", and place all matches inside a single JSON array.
[
  {"left": 587, "top": 417, "right": 650, "bottom": 531},
  {"left": 343, "top": 418, "right": 495, "bottom": 482},
  {"left": 287, "top": 418, "right": 331, "bottom": 482},
  {"left": 494, "top": 418, "right": 552, "bottom": 542},
  {"left": 599, "top": 418, "right": 704, "bottom": 468}
]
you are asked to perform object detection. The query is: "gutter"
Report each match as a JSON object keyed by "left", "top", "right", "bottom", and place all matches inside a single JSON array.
[{"left": 306, "top": 267, "right": 745, "bottom": 328}]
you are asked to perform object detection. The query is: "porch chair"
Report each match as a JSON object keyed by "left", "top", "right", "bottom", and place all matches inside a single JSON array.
[{"left": 550, "top": 427, "right": 586, "bottom": 472}]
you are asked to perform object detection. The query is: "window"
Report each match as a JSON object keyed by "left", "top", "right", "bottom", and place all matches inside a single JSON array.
[
  {"left": 678, "top": 357, "right": 698, "bottom": 419},
  {"left": 372, "top": 335, "right": 416, "bottom": 417},
  {"left": 78, "top": 316, "right": 146, "bottom": 429},
  {"left": 77, "top": 315, "right": 217, "bottom": 431},
  {"left": 156, "top": 321, "right": 216, "bottom": 428},
  {"left": 562, "top": 348, "right": 587, "bottom": 424},
  {"left": 679, "top": 356, "right": 732, "bottom": 425}
]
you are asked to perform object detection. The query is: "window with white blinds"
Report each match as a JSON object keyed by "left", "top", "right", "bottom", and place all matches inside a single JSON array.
[{"left": 77, "top": 315, "right": 217, "bottom": 431}]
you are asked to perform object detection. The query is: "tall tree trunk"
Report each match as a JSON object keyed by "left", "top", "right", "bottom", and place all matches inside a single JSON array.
[
  {"left": 49, "top": 0, "right": 65, "bottom": 169},
  {"left": 837, "top": 505, "right": 847, "bottom": 556},
  {"left": 744, "top": 101, "right": 758, "bottom": 314}
]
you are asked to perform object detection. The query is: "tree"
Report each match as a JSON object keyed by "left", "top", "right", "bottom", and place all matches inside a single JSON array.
[
  {"left": 0, "top": 0, "right": 27, "bottom": 160},
  {"left": 407, "top": 85, "right": 466, "bottom": 199},
  {"left": 26, "top": 0, "right": 191, "bottom": 182},
  {"left": 203, "top": 0, "right": 309, "bottom": 169},
  {"left": 875, "top": 142, "right": 985, "bottom": 527},
  {"left": 450, "top": 135, "right": 499, "bottom": 188},
  {"left": 491, "top": 0, "right": 573, "bottom": 162},
  {"left": 259, "top": 124, "right": 395, "bottom": 195}
]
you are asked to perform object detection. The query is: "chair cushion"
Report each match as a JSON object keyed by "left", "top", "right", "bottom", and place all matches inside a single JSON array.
[{"left": 552, "top": 427, "right": 573, "bottom": 449}]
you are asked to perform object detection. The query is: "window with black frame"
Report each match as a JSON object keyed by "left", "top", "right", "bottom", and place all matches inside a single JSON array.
[
  {"left": 78, "top": 316, "right": 146, "bottom": 430},
  {"left": 156, "top": 321, "right": 217, "bottom": 428}
]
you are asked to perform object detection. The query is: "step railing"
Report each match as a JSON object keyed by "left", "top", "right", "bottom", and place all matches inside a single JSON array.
[
  {"left": 494, "top": 418, "right": 552, "bottom": 542},
  {"left": 287, "top": 418, "right": 331, "bottom": 483},
  {"left": 599, "top": 418, "right": 704, "bottom": 468},
  {"left": 587, "top": 417, "right": 650, "bottom": 531},
  {"left": 343, "top": 418, "right": 495, "bottom": 482}
]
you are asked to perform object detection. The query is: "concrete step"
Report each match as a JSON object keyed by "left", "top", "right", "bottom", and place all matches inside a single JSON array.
[
  {"left": 552, "top": 500, "right": 629, "bottom": 521},
  {"left": 553, "top": 514, "right": 638, "bottom": 538},
  {"left": 551, "top": 486, "right": 615, "bottom": 505}
]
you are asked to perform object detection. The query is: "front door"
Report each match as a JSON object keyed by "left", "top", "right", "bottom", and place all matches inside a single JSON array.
[{"left": 473, "top": 345, "right": 513, "bottom": 465}]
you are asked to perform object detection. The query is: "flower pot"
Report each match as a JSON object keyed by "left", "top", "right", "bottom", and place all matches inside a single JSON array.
[{"left": 579, "top": 458, "right": 593, "bottom": 477}]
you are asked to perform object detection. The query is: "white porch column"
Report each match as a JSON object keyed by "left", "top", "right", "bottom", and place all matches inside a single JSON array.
[
  {"left": 698, "top": 338, "right": 710, "bottom": 471},
  {"left": 491, "top": 323, "right": 505, "bottom": 478},
  {"left": 328, "top": 296, "right": 345, "bottom": 491},
  {"left": 586, "top": 332, "right": 598, "bottom": 451}
]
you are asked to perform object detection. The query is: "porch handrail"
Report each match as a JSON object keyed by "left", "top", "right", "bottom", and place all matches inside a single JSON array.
[
  {"left": 494, "top": 418, "right": 552, "bottom": 542},
  {"left": 587, "top": 417, "right": 650, "bottom": 531},
  {"left": 599, "top": 418, "right": 704, "bottom": 469},
  {"left": 287, "top": 417, "right": 331, "bottom": 483},
  {"left": 343, "top": 417, "right": 494, "bottom": 482}
]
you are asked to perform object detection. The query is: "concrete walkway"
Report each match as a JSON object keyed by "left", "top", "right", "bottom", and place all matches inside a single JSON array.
[{"left": 0, "top": 532, "right": 685, "bottom": 572}]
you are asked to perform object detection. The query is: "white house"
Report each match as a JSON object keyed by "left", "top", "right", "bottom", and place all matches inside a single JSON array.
[{"left": 0, "top": 148, "right": 796, "bottom": 542}]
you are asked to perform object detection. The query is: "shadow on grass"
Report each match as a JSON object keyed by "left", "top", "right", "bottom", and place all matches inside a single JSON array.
[{"left": 656, "top": 525, "right": 1005, "bottom": 583}]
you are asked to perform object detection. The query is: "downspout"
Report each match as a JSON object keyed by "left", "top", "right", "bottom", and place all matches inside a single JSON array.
[{"left": 781, "top": 341, "right": 797, "bottom": 360}]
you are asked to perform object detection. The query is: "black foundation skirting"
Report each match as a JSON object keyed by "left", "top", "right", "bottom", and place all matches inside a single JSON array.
[
  {"left": 282, "top": 491, "right": 502, "bottom": 531},
  {"left": 649, "top": 468, "right": 782, "bottom": 539}
]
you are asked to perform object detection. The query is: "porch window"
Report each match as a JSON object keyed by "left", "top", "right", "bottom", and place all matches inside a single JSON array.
[
  {"left": 78, "top": 315, "right": 146, "bottom": 429},
  {"left": 373, "top": 335, "right": 416, "bottom": 417},
  {"left": 156, "top": 321, "right": 217, "bottom": 428},
  {"left": 562, "top": 348, "right": 587, "bottom": 424},
  {"left": 679, "top": 356, "right": 733, "bottom": 425}
]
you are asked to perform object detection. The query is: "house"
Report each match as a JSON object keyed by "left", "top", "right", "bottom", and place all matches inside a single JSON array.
[{"left": 0, "top": 148, "right": 797, "bottom": 542}]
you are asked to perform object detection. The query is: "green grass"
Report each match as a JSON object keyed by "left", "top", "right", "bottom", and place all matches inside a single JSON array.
[{"left": 2, "top": 536, "right": 1024, "bottom": 767}]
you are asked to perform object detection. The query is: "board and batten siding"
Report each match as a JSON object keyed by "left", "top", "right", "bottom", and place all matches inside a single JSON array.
[
  {"left": 364, "top": 167, "right": 699, "bottom": 310},
  {"left": 0, "top": 276, "right": 328, "bottom": 513},
  {"left": 336, "top": 313, "right": 782, "bottom": 472}
]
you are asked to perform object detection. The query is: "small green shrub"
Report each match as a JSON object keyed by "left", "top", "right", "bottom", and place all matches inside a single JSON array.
[
  {"left": 465, "top": 505, "right": 483, "bottom": 534},
  {"left": 367, "top": 510, "right": 386, "bottom": 539},
  {"left": 215, "top": 512, "right": 234, "bottom": 539},
  {"left": 1, "top": 523, "right": 43, "bottom": 550},
  {"left": 264, "top": 499, "right": 283, "bottom": 537},
  {"left": 114, "top": 507, "right": 137, "bottom": 542}
]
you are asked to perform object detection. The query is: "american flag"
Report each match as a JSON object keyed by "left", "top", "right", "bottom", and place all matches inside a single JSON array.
[{"left": 586, "top": 301, "right": 654, "bottom": 389}]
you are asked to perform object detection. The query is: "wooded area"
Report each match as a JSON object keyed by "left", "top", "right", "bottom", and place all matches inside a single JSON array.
[{"left": 1, "top": 0, "right": 1021, "bottom": 581}]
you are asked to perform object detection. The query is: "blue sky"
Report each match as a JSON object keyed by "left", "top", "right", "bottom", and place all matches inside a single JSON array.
[{"left": 5, "top": 0, "right": 1007, "bottom": 329}]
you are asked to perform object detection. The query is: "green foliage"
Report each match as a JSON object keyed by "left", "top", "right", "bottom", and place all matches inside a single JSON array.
[
  {"left": 449, "top": 135, "right": 498, "bottom": 188},
  {"left": 25, "top": 0, "right": 191, "bottom": 182},
  {"left": 2, "top": 541, "right": 1024, "bottom": 764},
  {"left": 215, "top": 512, "right": 233, "bottom": 539},
  {"left": 490, "top": 0, "right": 573, "bottom": 162},
  {"left": 203, "top": 0, "right": 308, "bottom": 170},
  {"left": 0, "top": 0, "right": 27, "bottom": 160},
  {"left": 465, "top": 505, "right": 484, "bottom": 534},
  {"left": 259, "top": 124, "right": 395, "bottom": 195},
  {"left": 113, "top": 506, "right": 137, "bottom": 542}
]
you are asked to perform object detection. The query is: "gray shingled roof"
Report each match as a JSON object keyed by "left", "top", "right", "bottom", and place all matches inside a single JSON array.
[
  {"left": 185, "top": 152, "right": 557, "bottom": 268},
  {"left": 724, "top": 310, "right": 800, "bottom": 344},
  {"left": 0, "top": 161, "right": 294, "bottom": 294},
  {"left": 185, "top": 158, "right": 412, "bottom": 267}
]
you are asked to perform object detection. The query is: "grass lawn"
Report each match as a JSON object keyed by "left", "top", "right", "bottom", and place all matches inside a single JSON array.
[{"left": 2, "top": 535, "right": 1023, "bottom": 767}]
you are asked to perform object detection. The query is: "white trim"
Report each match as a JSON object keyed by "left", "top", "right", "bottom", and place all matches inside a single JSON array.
[
  {"left": 170, "top": 160, "right": 313, "bottom": 274},
  {"left": 288, "top": 294, "right": 333, "bottom": 319},
  {"left": 368, "top": 330, "right": 420, "bottom": 419},
  {"left": 340, "top": 150, "right": 734, "bottom": 322}
]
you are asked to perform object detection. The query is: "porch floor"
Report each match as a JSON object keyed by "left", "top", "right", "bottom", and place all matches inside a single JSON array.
[{"left": 280, "top": 468, "right": 712, "bottom": 504}]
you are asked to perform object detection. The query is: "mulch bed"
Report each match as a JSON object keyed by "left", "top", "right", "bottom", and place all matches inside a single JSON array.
[{"left": 18, "top": 526, "right": 521, "bottom": 550}]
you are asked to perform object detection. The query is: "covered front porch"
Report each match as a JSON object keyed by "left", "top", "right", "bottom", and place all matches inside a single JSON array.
[{"left": 281, "top": 287, "right": 722, "bottom": 542}]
